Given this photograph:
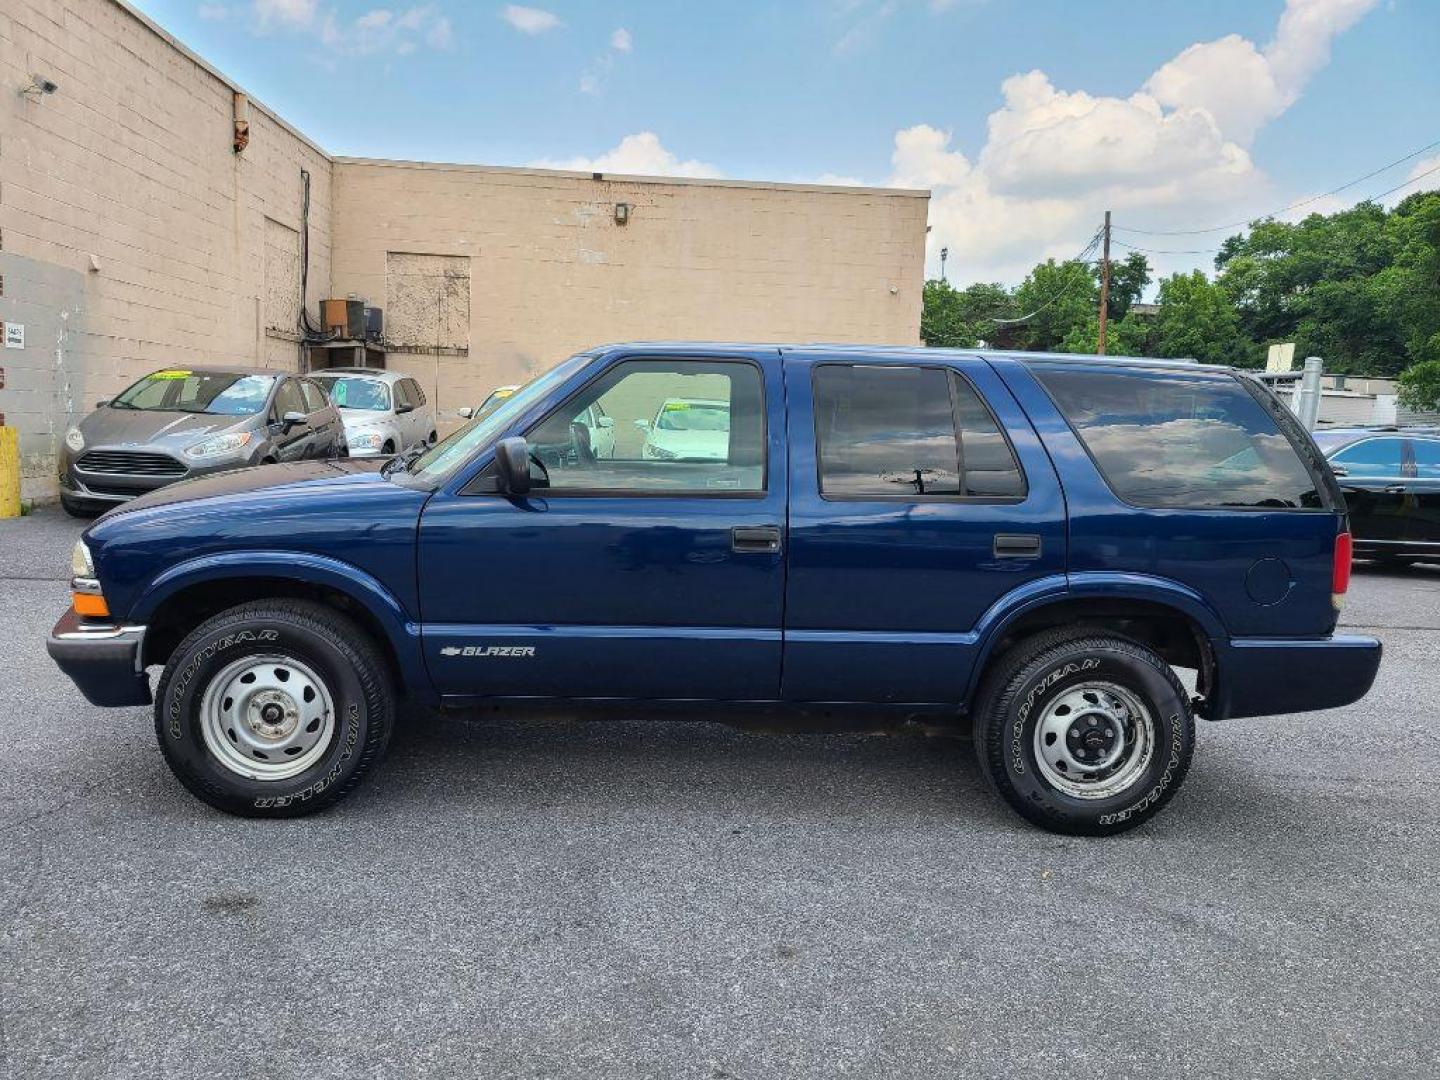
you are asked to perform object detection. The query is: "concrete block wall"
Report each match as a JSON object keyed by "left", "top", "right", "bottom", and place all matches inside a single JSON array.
[
  {"left": 0, "top": 0, "right": 930, "bottom": 496},
  {"left": 0, "top": 0, "right": 331, "bottom": 499},
  {"left": 330, "top": 160, "right": 929, "bottom": 422}
]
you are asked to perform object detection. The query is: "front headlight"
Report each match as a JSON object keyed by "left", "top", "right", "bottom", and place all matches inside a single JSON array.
[
  {"left": 71, "top": 540, "right": 95, "bottom": 579},
  {"left": 184, "top": 431, "right": 252, "bottom": 459},
  {"left": 349, "top": 432, "right": 385, "bottom": 450},
  {"left": 65, "top": 428, "right": 85, "bottom": 452}
]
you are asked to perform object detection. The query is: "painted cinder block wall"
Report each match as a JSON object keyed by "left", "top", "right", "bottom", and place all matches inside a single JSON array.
[
  {"left": 329, "top": 159, "right": 929, "bottom": 421},
  {"left": 0, "top": 0, "right": 333, "bottom": 499},
  {"left": 0, "top": 0, "right": 929, "bottom": 500}
]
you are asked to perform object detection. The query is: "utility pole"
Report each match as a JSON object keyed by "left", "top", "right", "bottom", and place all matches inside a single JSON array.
[{"left": 1097, "top": 210, "right": 1112, "bottom": 355}]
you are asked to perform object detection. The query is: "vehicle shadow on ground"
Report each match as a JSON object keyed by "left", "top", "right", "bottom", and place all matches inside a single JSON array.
[
  {"left": 1352, "top": 557, "right": 1440, "bottom": 579},
  {"left": 364, "top": 703, "right": 1012, "bottom": 826}
]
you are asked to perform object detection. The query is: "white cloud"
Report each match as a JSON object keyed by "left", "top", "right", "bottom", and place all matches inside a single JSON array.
[
  {"left": 198, "top": 3, "right": 230, "bottom": 20},
  {"left": 904, "top": 0, "right": 1381, "bottom": 283},
  {"left": 530, "top": 132, "right": 722, "bottom": 179},
  {"left": 253, "top": 2, "right": 450, "bottom": 55},
  {"left": 502, "top": 5, "right": 561, "bottom": 34},
  {"left": 254, "top": 0, "right": 316, "bottom": 26},
  {"left": 610, "top": 27, "right": 632, "bottom": 52}
]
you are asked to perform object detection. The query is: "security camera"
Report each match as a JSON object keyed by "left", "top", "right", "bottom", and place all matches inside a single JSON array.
[{"left": 22, "top": 74, "right": 57, "bottom": 97}]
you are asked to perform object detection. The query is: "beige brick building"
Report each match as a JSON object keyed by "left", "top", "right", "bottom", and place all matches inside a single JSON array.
[{"left": 0, "top": 0, "right": 929, "bottom": 501}]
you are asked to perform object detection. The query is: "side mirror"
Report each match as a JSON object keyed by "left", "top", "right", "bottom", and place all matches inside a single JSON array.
[
  {"left": 633, "top": 419, "right": 652, "bottom": 432},
  {"left": 95, "top": 400, "right": 109, "bottom": 409},
  {"left": 458, "top": 406, "right": 475, "bottom": 419},
  {"left": 396, "top": 402, "right": 415, "bottom": 415},
  {"left": 597, "top": 416, "right": 615, "bottom": 429},
  {"left": 494, "top": 436, "right": 531, "bottom": 495},
  {"left": 1330, "top": 465, "right": 1348, "bottom": 477},
  {"left": 282, "top": 410, "right": 307, "bottom": 430}
]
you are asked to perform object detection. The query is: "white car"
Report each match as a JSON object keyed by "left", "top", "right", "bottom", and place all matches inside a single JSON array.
[
  {"left": 638, "top": 398, "right": 731, "bottom": 461},
  {"left": 311, "top": 369, "right": 437, "bottom": 457}
]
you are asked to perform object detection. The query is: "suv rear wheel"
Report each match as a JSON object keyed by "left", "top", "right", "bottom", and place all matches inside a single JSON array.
[
  {"left": 154, "top": 599, "right": 394, "bottom": 817},
  {"left": 974, "top": 629, "right": 1194, "bottom": 835}
]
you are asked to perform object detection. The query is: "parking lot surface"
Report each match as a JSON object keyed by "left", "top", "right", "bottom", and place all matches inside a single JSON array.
[{"left": 2, "top": 507, "right": 1437, "bottom": 1079}]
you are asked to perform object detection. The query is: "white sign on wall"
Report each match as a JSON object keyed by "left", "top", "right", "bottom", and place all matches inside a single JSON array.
[{"left": 3, "top": 323, "right": 22, "bottom": 349}]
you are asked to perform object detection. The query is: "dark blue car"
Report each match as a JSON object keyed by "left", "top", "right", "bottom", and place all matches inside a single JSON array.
[{"left": 47, "top": 345, "right": 1381, "bottom": 834}]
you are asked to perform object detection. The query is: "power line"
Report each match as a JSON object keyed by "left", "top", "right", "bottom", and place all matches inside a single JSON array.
[
  {"left": 1113, "top": 136, "right": 1440, "bottom": 236},
  {"left": 1110, "top": 160, "right": 1440, "bottom": 256},
  {"left": 991, "top": 227, "right": 1104, "bottom": 325}
]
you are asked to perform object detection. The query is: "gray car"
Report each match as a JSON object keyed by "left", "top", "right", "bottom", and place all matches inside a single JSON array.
[{"left": 58, "top": 366, "right": 345, "bottom": 517}]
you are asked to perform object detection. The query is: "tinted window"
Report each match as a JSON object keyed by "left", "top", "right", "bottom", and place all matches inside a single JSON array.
[
  {"left": 300, "top": 380, "right": 328, "bottom": 412},
  {"left": 813, "top": 365, "right": 1024, "bottom": 498},
  {"left": 111, "top": 370, "right": 275, "bottom": 416},
  {"left": 1413, "top": 439, "right": 1440, "bottom": 479},
  {"left": 525, "top": 359, "right": 765, "bottom": 493},
  {"left": 273, "top": 379, "right": 306, "bottom": 419},
  {"left": 1330, "top": 438, "right": 1406, "bottom": 477},
  {"left": 1036, "top": 367, "right": 1321, "bottom": 509}
]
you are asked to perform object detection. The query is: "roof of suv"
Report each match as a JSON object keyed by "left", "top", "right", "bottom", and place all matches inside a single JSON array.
[
  {"left": 586, "top": 342, "right": 1224, "bottom": 374},
  {"left": 312, "top": 368, "right": 411, "bottom": 384}
]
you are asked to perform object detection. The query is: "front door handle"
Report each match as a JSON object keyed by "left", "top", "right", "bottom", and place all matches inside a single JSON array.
[
  {"left": 994, "top": 533, "right": 1042, "bottom": 559},
  {"left": 1384, "top": 484, "right": 1407, "bottom": 494},
  {"left": 732, "top": 526, "right": 782, "bottom": 553}
]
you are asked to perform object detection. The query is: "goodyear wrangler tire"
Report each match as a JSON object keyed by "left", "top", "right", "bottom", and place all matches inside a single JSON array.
[
  {"left": 154, "top": 599, "right": 393, "bottom": 817},
  {"left": 974, "top": 629, "right": 1194, "bottom": 835}
]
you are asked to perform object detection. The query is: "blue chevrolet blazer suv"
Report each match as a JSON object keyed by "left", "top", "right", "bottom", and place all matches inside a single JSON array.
[{"left": 47, "top": 345, "right": 1382, "bottom": 834}]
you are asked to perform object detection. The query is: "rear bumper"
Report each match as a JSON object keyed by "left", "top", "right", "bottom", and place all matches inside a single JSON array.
[
  {"left": 1209, "top": 634, "right": 1382, "bottom": 721},
  {"left": 46, "top": 609, "right": 152, "bottom": 707}
]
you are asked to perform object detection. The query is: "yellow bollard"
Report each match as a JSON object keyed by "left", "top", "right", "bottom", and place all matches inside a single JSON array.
[{"left": 0, "top": 426, "right": 21, "bottom": 518}]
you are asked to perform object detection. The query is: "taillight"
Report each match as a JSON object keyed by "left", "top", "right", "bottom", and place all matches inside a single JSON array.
[{"left": 1332, "top": 530, "right": 1352, "bottom": 611}]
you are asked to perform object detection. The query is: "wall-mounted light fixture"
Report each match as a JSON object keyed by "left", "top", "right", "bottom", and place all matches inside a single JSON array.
[
  {"left": 19, "top": 74, "right": 58, "bottom": 101},
  {"left": 614, "top": 202, "right": 631, "bottom": 226}
]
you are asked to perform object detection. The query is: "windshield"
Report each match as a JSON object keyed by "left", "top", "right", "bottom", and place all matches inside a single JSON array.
[
  {"left": 315, "top": 376, "right": 391, "bottom": 412},
  {"left": 655, "top": 401, "right": 730, "bottom": 432},
  {"left": 110, "top": 370, "right": 275, "bottom": 416},
  {"left": 406, "top": 355, "right": 592, "bottom": 485}
]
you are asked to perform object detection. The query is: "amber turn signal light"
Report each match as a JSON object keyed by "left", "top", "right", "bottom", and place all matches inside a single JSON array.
[{"left": 72, "top": 591, "right": 110, "bottom": 618}]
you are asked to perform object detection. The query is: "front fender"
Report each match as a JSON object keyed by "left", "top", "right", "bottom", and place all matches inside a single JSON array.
[{"left": 132, "top": 551, "right": 428, "bottom": 697}]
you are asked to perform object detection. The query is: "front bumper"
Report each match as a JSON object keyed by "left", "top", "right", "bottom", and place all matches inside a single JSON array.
[
  {"left": 46, "top": 609, "right": 152, "bottom": 707},
  {"left": 1209, "top": 634, "right": 1382, "bottom": 721}
]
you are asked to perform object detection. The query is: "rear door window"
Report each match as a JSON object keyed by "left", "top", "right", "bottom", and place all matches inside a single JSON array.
[
  {"left": 812, "top": 364, "right": 1025, "bottom": 499},
  {"left": 1035, "top": 367, "right": 1323, "bottom": 509},
  {"left": 1330, "top": 437, "right": 1409, "bottom": 478},
  {"left": 1413, "top": 439, "right": 1440, "bottom": 479}
]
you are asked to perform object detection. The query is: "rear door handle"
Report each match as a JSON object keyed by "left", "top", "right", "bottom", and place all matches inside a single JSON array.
[
  {"left": 1384, "top": 484, "right": 1407, "bottom": 494},
  {"left": 993, "top": 533, "right": 1042, "bottom": 559},
  {"left": 732, "top": 526, "right": 782, "bottom": 553}
]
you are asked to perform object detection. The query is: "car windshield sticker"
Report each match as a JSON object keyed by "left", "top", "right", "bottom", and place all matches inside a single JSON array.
[{"left": 152, "top": 369, "right": 192, "bottom": 380}]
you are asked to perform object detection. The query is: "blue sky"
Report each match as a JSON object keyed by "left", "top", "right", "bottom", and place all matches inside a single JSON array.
[{"left": 133, "top": 0, "right": 1440, "bottom": 282}]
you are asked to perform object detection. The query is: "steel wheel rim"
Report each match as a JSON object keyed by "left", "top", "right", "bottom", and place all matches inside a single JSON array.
[
  {"left": 199, "top": 653, "right": 336, "bottom": 782},
  {"left": 1032, "top": 680, "right": 1154, "bottom": 800}
]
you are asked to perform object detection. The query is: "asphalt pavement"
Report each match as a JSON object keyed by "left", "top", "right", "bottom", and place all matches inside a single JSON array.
[{"left": 1, "top": 506, "right": 1437, "bottom": 1079}]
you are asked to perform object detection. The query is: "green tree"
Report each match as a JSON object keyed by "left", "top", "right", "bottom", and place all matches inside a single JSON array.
[
  {"left": 921, "top": 279, "right": 1015, "bottom": 347},
  {"left": 1060, "top": 312, "right": 1152, "bottom": 356},
  {"left": 1106, "top": 252, "right": 1151, "bottom": 321},
  {"left": 1398, "top": 359, "right": 1440, "bottom": 412},
  {"left": 1153, "top": 270, "right": 1257, "bottom": 366},
  {"left": 1011, "top": 259, "right": 1098, "bottom": 352}
]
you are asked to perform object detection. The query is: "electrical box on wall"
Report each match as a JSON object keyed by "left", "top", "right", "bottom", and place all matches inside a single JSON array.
[{"left": 321, "top": 298, "right": 366, "bottom": 339}]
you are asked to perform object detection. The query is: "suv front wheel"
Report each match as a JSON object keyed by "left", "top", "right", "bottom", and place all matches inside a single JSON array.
[
  {"left": 974, "top": 629, "right": 1195, "bottom": 835},
  {"left": 154, "top": 599, "right": 394, "bottom": 816}
]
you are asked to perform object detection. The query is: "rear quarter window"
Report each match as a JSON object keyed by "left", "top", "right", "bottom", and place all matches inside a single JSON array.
[{"left": 1034, "top": 366, "right": 1325, "bottom": 510}]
